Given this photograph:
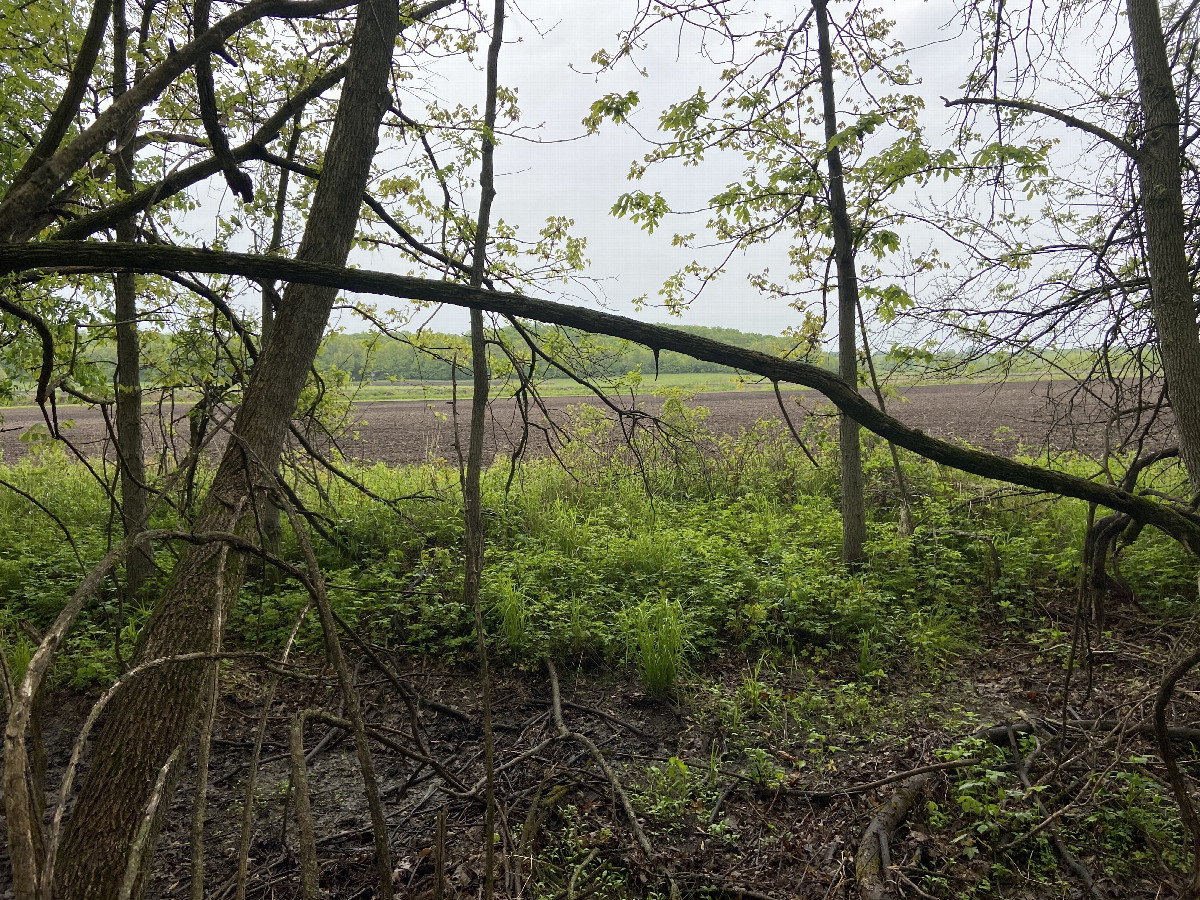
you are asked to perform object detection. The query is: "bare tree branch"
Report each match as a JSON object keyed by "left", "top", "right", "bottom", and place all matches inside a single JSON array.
[{"left": 944, "top": 95, "right": 1138, "bottom": 158}]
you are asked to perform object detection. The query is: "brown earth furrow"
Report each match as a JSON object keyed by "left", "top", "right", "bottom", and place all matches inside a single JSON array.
[{"left": 0, "top": 379, "right": 1168, "bottom": 467}]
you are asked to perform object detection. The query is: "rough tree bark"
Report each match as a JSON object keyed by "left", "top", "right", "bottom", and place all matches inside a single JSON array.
[
  {"left": 49, "top": 0, "right": 409, "bottom": 893},
  {"left": 814, "top": 0, "right": 867, "bottom": 564},
  {"left": 1126, "top": 0, "right": 1200, "bottom": 493}
]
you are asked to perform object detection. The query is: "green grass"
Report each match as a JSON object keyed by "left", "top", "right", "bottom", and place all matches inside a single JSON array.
[{"left": 1, "top": 397, "right": 1195, "bottom": 698}]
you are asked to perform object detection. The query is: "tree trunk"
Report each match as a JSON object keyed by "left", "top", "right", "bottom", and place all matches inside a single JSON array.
[
  {"left": 113, "top": 0, "right": 153, "bottom": 595},
  {"left": 463, "top": 3, "right": 504, "bottom": 897},
  {"left": 257, "top": 119, "right": 301, "bottom": 578},
  {"left": 52, "top": 0, "right": 401, "bottom": 893},
  {"left": 1127, "top": 0, "right": 1200, "bottom": 493},
  {"left": 114, "top": 277, "right": 152, "bottom": 593},
  {"left": 815, "top": 0, "right": 867, "bottom": 565}
]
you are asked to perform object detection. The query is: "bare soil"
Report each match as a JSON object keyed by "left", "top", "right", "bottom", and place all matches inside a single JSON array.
[{"left": 0, "top": 379, "right": 1149, "bottom": 466}]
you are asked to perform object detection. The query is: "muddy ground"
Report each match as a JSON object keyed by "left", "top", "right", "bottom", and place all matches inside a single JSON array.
[
  {"left": 0, "top": 379, "right": 1164, "bottom": 465},
  {"left": 11, "top": 597, "right": 1190, "bottom": 900}
]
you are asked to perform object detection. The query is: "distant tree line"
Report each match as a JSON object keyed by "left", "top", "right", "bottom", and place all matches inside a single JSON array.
[
  {"left": 1, "top": 325, "right": 1107, "bottom": 401},
  {"left": 313, "top": 324, "right": 828, "bottom": 381}
]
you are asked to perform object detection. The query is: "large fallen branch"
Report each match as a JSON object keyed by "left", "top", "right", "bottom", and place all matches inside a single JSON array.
[
  {"left": 855, "top": 773, "right": 931, "bottom": 900},
  {"left": 2, "top": 242, "right": 1198, "bottom": 549}
]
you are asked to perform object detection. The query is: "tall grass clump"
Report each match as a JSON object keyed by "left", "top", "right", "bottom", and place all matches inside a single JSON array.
[
  {"left": 0, "top": 632, "right": 34, "bottom": 702},
  {"left": 625, "top": 595, "right": 688, "bottom": 697},
  {"left": 491, "top": 571, "right": 528, "bottom": 651}
]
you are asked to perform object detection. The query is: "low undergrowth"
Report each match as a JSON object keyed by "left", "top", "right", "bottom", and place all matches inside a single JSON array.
[{"left": 2, "top": 399, "right": 1195, "bottom": 692}]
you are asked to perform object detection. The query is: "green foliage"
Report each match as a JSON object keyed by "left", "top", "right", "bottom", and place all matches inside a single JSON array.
[
  {"left": 1, "top": 396, "right": 1194, "bottom": 707},
  {"left": 931, "top": 737, "right": 1188, "bottom": 893},
  {"left": 743, "top": 747, "right": 787, "bottom": 790},
  {"left": 904, "top": 606, "right": 971, "bottom": 675},
  {"left": 519, "top": 803, "right": 635, "bottom": 900},
  {"left": 1, "top": 396, "right": 1196, "bottom": 898},
  {"left": 634, "top": 756, "right": 694, "bottom": 821},
  {"left": 583, "top": 91, "right": 640, "bottom": 133}
]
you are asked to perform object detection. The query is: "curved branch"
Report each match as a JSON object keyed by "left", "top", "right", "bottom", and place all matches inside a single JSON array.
[
  {"left": 257, "top": 148, "right": 474, "bottom": 276},
  {"left": 0, "top": 476, "right": 84, "bottom": 568},
  {"left": 4, "top": 240, "right": 1200, "bottom": 549},
  {"left": 0, "top": 293, "right": 54, "bottom": 406},
  {"left": 193, "top": 0, "right": 255, "bottom": 202},
  {"left": 1155, "top": 644, "right": 1200, "bottom": 899},
  {"left": 944, "top": 95, "right": 1138, "bottom": 158}
]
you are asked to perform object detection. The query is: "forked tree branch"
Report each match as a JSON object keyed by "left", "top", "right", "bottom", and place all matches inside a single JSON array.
[
  {"left": 53, "top": 63, "right": 348, "bottom": 240},
  {"left": 0, "top": 0, "right": 358, "bottom": 241},
  {"left": 0, "top": 0, "right": 459, "bottom": 242}
]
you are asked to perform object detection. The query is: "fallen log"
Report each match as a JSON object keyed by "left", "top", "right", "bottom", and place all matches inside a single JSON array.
[{"left": 854, "top": 773, "right": 931, "bottom": 900}]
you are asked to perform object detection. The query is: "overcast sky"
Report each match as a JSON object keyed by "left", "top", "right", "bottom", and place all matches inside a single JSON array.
[
  {"left": 305, "top": 1, "right": 1096, "bottom": 338},
  {"left": 339, "top": 1, "right": 985, "bottom": 336}
]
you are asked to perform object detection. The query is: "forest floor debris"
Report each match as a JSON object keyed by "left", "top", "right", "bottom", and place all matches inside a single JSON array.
[{"left": 5, "top": 589, "right": 1194, "bottom": 899}]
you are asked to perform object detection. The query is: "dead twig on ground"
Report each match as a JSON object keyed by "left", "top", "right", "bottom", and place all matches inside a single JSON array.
[
  {"left": 546, "top": 658, "right": 660, "bottom": 871},
  {"left": 799, "top": 759, "right": 979, "bottom": 799},
  {"left": 289, "top": 711, "right": 321, "bottom": 900},
  {"left": 287, "top": 504, "right": 394, "bottom": 900},
  {"left": 1006, "top": 726, "right": 1107, "bottom": 899}
]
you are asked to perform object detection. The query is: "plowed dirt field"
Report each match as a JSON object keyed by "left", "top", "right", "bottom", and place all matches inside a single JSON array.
[{"left": 0, "top": 379, "right": 1155, "bottom": 465}]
